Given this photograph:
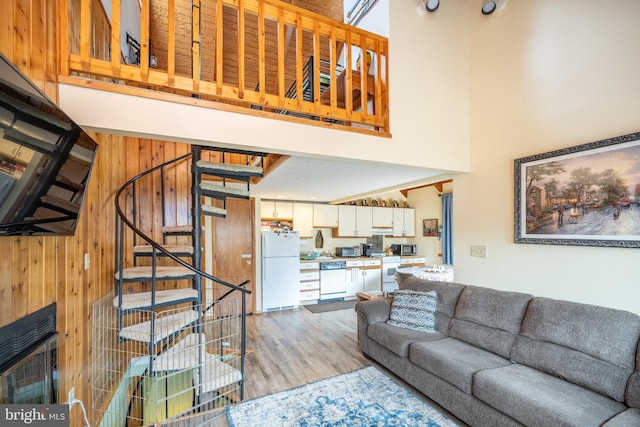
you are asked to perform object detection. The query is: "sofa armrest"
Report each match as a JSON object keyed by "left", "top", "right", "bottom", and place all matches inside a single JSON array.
[{"left": 355, "top": 298, "right": 393, "bottom": 325}]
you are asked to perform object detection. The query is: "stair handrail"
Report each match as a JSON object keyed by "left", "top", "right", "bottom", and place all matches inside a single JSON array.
[{"left": 114, "top": 152, "right": 252, "bottom": 295}]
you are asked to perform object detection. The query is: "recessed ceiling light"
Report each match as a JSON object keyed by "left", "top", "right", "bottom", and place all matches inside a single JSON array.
[
  {"left": 482, "top": 0, "right": 504, "bottom": 15},
  {"left": 426, "top": 0, "right": 440, "bottom": 13}
]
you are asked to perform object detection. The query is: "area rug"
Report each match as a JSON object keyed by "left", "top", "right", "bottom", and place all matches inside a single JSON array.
[
  {"left": 226, "top": 366, "right": 458, "bottom": 426},
  {"left": 303, "top": 300, "right": 356, "bottom": 313}
]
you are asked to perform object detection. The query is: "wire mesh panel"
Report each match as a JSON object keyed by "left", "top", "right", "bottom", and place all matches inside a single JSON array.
[{"left": 92, "top": 293, "right": 242, "bottom": 427}]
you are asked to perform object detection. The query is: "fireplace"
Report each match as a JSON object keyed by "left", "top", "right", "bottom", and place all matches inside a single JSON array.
[{"left": 0, "top": 304, "right": 58, "bottom": 404}]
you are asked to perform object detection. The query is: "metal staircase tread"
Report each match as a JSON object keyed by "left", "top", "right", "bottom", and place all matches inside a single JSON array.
[
  {"left": 113, "top": 289, "right": 199, "bottom": 310},
  {"left": 196, "top": 160, "right": 263, "bottom": 178},
  {"left": 115, "top": 266, "right": 195, "bottom": 281},
  {"left": 197, "top": 352, "right": 243, "bottom": 394},
  {"left": 133, "top": 244, "right": 194, "bottom": 255},
  {"left": 152, "top": 333, "right": 242, "bottom": 393},
  {"left": 201, "top": 205, "right": 227, "bottom": 217},
  {"left": 199, "top": 182, "right": 250, "bottom": 199},
  {"left": 162, "top": 225, "right": 196, "bottom": 235},
  {"left": 118, "top": 310, "right": 200, "bottom": 344}
]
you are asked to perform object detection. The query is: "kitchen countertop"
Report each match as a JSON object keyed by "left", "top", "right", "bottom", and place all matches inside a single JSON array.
[{"left": 300, "top": 255, "right": 425, "bottom": 263}]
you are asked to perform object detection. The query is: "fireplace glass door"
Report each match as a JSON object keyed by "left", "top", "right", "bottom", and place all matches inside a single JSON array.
[{"left": 0, "top": 333, "right": 58, "bottom": 404}]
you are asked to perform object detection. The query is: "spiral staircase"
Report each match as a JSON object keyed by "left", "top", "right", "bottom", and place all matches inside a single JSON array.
[{"left": 95, "top": 145, "right": 266, "bottom": 426}]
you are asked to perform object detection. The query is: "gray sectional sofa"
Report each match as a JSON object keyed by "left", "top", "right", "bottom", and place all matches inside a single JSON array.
[{"left": 355, "top": 276, "right": 640, "bottom": 426}]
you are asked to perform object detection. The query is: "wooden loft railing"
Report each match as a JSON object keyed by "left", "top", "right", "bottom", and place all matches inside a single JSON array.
[{"left": 60, "top": 0, "right": 390, "bottom": 135}]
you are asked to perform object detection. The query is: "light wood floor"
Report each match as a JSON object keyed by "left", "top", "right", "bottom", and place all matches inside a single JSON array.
[
  {"left": 168, "top": 306, "right": 466, "bottom": 426},
  {"left": 243, "top": 305, "right": 372, "bottom": 399}
]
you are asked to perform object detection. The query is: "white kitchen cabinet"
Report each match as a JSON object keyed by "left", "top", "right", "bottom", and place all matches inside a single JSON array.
[
  {"left": 345, "top": 259, "right": 381, "bottom": 298},
  {"left": 362, "top": 258, "right": 382, "bottom": 292},
  {"left": 372, "top": 207, "right": 393, "bottom": 228},
  {"left": 313, "top": 204, "right": 339, "bottom": 228},
  {"left": 337, "top": 205, "right": 373, "bottom": 237},
  {"left": 392, "top": 208, "right": 415, "bottom": 237},
  {"left": 261, "top": 201, "right": 293, "bottom": 219},
  {"left": 345, "top": 260, "right": 364, "bottom": 297},
  {"left": 299, "top": 262, "right": 320, "bottom": 304},
  {"left": 363, "top": 267, "right": 382, "bottom": 292},
  {"left": 293, "top": 203, "right": 314, "bottom": 238}
]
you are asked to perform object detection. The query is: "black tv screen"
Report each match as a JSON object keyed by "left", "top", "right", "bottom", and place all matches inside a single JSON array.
[{"left": 0, "top": 53, "right": 98, "bottom": 236}]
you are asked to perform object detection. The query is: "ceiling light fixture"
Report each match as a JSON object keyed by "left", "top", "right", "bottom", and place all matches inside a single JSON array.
[
  {"left": 482, "top": 0, "right": 504, "bottom": 15},
  {"left": 426, "top": 0, "right": 440, "bottom": 12}
]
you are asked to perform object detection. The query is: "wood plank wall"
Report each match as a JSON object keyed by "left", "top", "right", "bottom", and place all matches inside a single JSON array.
[
  {"left": 2, "top": 2, "right": 280, "bottom": 425},
  {"left": 1, "top": 3, "right": 202, "bottom": 425}
]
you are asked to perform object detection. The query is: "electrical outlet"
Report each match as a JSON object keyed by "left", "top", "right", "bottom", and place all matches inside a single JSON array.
[
  {"left": 68, "top": 387, "right": 74, "bottom": 408},
  {"left": 470, "top": 245, "right": 488, "bottom": 258},
  {"left": 83, "top": 253, "right": 90, "bottom": 270}
]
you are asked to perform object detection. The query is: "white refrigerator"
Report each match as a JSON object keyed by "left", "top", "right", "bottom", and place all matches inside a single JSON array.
[{"left": 262, "top": 230, "right": 300, "bottom": 311}]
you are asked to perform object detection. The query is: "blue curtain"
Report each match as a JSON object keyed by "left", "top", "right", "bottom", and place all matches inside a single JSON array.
[{"left": 441, "top": 193, "right": 453, "bottom": 265}]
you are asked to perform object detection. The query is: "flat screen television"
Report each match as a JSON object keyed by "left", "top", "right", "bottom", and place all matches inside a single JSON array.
[{"left": 0, "top": 53, "right": 98, "bottom": 236}]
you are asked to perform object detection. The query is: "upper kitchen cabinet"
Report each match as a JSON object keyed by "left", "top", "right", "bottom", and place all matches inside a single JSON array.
[
  {"left": 372, "top": 207, "right": 393, "bottom": 228},
  {"left": 261, "top": 201, "right": 293, "bottom": 219},
  {"left": 336, "top": 205, "right": 373, "bottom": 237},
  {"left": 393, "top": 208, "right": 415, "bottom": 237},
  {"left": 313, "top": 204, "right": 339, "bottom": 228},
  {"left": 293, "top": 203, "right": 314, "bottom": 238}
]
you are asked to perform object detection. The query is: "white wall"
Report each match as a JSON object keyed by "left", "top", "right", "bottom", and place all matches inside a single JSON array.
[{"left": 454, "top": 0, "right": 640, "bottom": 314}]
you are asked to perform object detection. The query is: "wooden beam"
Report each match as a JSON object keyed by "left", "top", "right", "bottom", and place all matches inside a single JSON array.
[{"left": 400, "top": 179, "right": 452, "bottom": 198}]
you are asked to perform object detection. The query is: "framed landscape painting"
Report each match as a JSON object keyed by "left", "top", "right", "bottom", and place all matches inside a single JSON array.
[{"left": 514, "top": 131, "right": 640, "bottom": 248}]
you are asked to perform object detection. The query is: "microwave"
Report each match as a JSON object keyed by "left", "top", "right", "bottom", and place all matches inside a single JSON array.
[
  {"left": 336, "top": 246, "right": 359, "bottom": 257},
  {"left": 390, "top": 244, "right": 417, "bottom": 256}
]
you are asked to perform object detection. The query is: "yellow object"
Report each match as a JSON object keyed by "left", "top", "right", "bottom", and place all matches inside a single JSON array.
[
  {"left": 143, "top": 370, "right": 193, "bottom": 424},
  {"left": 356, "top": 51, "right": 372, "bottom": 74}
]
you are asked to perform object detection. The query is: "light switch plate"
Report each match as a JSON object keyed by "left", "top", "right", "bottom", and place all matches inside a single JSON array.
[{"left": 470, "top": 245, "right": 488, "bottom": 258}]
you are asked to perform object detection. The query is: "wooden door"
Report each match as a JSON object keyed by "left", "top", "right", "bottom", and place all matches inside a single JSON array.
[{"left": 213, "top": 198, "right": 255, "bottom": 314}]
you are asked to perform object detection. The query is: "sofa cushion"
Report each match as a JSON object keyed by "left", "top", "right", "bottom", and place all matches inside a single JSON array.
[
  {"left": 387, "top": 289, "right": 436, "bottom": 333},
  {"left": 367, "top": 322, "right": 445, "bottom": 357},
  {"left": 626, "top": 345, "right": 640, "bottom": 408},
  {"left": 355, "top": 298, "right": 392, "bottom": 324},
  {"left": 602, "top": 408, "right": 640, "bottom": 427},
  {"left": 399, "top": 278, "right": 465, "bottom": 334},
  {"left": 410, "top": 337, "right": 512, "bottom": 394},
  {"left": 511, "top": 297, "right": 640, "bottom": 402},
  {"left": 473, "top": 364, "right": 626, "bottom": 427},
  {"left": 448, "top": 286, "right": 532, "bottom": 358}
]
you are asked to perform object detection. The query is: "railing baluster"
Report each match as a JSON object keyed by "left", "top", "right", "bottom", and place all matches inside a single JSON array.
[
  {"left": 258, "top": 1, "right": 266, "bottom": 103},
  {"left": 168, "top": 0, "right": 176, "bottom": 84},
  {"left": 67, "top": 0, "right": 389, "bottom": 132},
  {"left": 140, "top": 0, "right": 150, "bottom": 80},
  {"left": 312, "top": 20, "right": 321, "bottom": 106},
  {"left": 192, "top": 0, "right": 201, "bottom": 92},
  {"left": 295, "top": 13, "right": 303, "bottom": 108},
  {"left": 80, "top": 0, "right": 91, "bottom": 63},
  {"left": 111, "top": 0, "right": 121, "bottom": 69},
  {"left": 215, "top": 0, "right": 224, "bottom": 96},
  {"left": 277, "top": 7, "right": 286, "bottom": 105},
  {"left": 238, "top": 0, "right": 245, "bottom": 99}
]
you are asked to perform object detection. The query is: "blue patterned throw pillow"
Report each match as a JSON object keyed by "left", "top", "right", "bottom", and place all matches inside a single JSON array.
[{"left": 387, "top": 289, "right": 437, "bottom": 333}]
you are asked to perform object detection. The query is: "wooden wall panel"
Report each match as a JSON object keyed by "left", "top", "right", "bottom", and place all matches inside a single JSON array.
[
  {"left": 1, "top": 2, "right": 257, "bottom": 425},
  {"left": 0, "top": 5, "right": 126, "bottom": 426}
]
